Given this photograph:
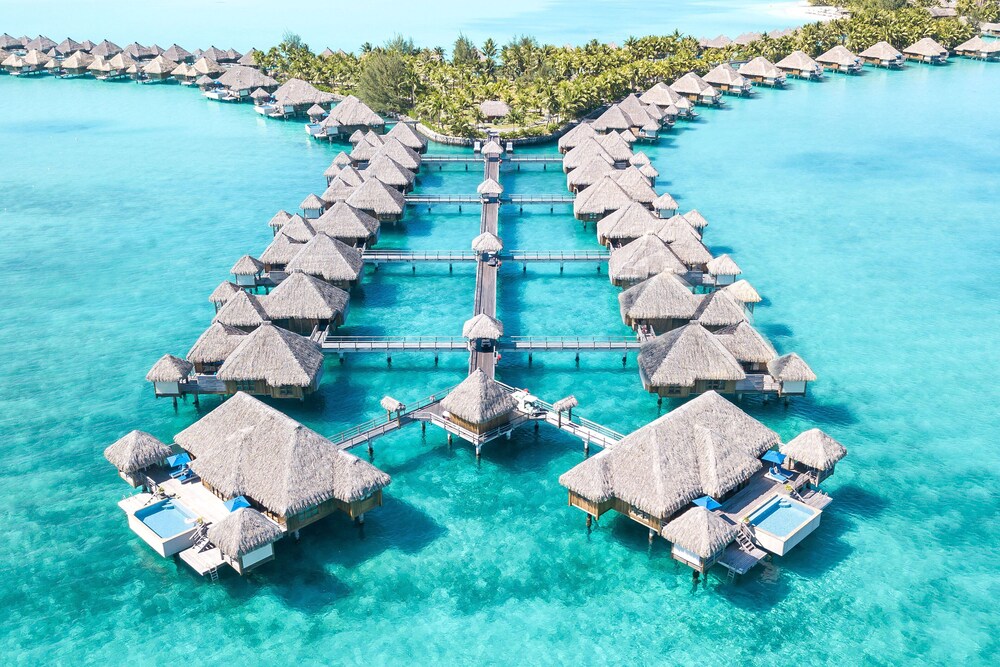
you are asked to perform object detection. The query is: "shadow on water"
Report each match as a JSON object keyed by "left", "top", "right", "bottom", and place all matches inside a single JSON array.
[
  {"left": 708, "top": 244, "right": 735, "bottom": 255},
  {"left": 758, "top": 322, "right": 794, "bottom": 339}
]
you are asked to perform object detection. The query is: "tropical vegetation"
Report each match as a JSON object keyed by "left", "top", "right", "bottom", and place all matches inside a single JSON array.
[{"left": 257, "top": 2, "right": 984, "bottom": 139}]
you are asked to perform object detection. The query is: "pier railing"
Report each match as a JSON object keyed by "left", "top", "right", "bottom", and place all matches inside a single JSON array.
[
  {"left": 323, "top": 336, "right": 468, "bottom": 350},
  {"left": 504, "top": 336, "right": 642, "bottom": 350},
  {"left": 327, "top": 385, "right": 455, "bottom": 449},
  {"left": 363, "top": 250, "right": 478, "bottom": 262}
]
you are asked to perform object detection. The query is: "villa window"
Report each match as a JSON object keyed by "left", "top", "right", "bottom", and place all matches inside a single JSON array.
[
  {"left": 666, "top": 386, "right": 682, "bottom": 395},
  {"left": 704, "top": 380, "right": 727, "bottom": 391},
  {"left": 298, "top": 506, "right": 319, "bottom": 520},
  {"left": 235, "top": 380, "right": 256, "bottom": 392}
]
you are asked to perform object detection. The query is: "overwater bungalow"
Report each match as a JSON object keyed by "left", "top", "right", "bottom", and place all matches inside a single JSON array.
[
  {"left": 557, "top": 122, "right": 597, "bottom": 153},
  {"left": 313, "top": 202, "right": 380, "bottom": 247},
  {"left": 217, "top": 324, "right": 324, "bottom": 399},
  {"left": 639, "top": 82, "right": 696, "bottom": 119},
  {"left": 268, "top": 78, "right": 337, "bottom": 119},
  {"left": 323, "top": 154, "right": 349, "bottom": 186},
  {"left": 189, "top": 56, "right": 224, "bottom": 80},
  {"left": 903, "top": 37, "right": 949, "bottom": 64},
  {"left": 608, "top": 233, "right": 687, "bottom": 287},
  {"left": 207, "top": 65, "right": 278, "bottom": 101},
  {"left": 738, "top": 56, "right": 786, "bottom": 86},
  {"left": 162, "top": 43, "right": 194, "bottom": 63},
  {"left": 91, "top": 39, "right": 122, "bottom": 58},
  {"left": 299, "top": 194, "right": 326, "bottom": 219},
  {"left": 563, "top": 137, "right": 616, "bottom": 172},
  {"left": 141, "top": 55, "right": 179, "bottom": 83},
  {"left": 596, "top": 132, "right": 634, "bottom": 165},
  {"left": 0, "top": 34, "right": 24, "bottom": 52},
  {"left": 660, "top": 226, "right": 712, "bottom": 270},
  {"left": 276, "top": 214, "right": 316, "bottom": 243},
  {"left": 653, "top": 192, "right": 680, "bottom": 219},
  {"left": 146, "top": 354, "right": 193, "bottom": 398},
  {"left": 111, "top": 393, "right": 391, "bottom": 576},
  {"left": 123, "top": 42, "right": 158, "bottom": 60},
  {"left": 322, "top": 169, "right": 365, "bottom": 205},
  {"left": 208, "top": 281, "right": 242, "bottom": 311},
  {"left": 592, "top": 95, "right": 663, "bottom": 138},
  {"left": 214, "top": 290, "right": 270, "bottom": 332},
  {"left": 705, "top": 253, "right": 742, "bottom": 286},
  {"left": 372, "top": 138, "right": 422, "bottom": 172},
  {"left": 55, "top": 37, "right": 83, "bottom": 54},
  {"left": 953, "top": 36, "right": 1000, "bottom": 60},
  {"left": 440, "top": 368, "right": 517, "bottom": 437},
  {"left": 319, "top": 95, "right": 385, "bottom": 139},
  {"left": 619, "top": 272, "right": 699, "bottom": 334},
  {"left": 25, "top": 35, "right": 57, "bottom": 52},
  {"left": 103, "top": 53, "right": 139, "bottom": 80},
  {"left": 187, "top": 322, "right": 248, "bottom": 374},
  {"left": 781, "top": 429, "right": 847, "bottom": 484},
  {"left": 260, "top": 232, "right": 304, "bottom": 272},
  {"left": 263, "top": 270, "right": 350, "bottom": 335},
  {"left": 170, "top": 62, "right": 195, "bottom": 84},
  {"left": 775, "top": 50, "right": 823, "bottom": 79},
  {"left": 200, "top": 46, "right": 231, "bottom": 63},
  {"left": 766, "top": 352, "right": 816, "bottom": 396},
  {"left": 238, "top": 49, "right": 262, "bottom": 68},
  {"left": 683, "top": 209, "right": 709, "bottom": 236},
  {"left": 721, "top": 279, "right": 762, "bottom": 311},
  {"left": 3, "top": 49, "right": 51, "bottom": 75},
  {"left": 699, "top": 35, "right": 732, "bottom": 49},
  {"left": 104, "top": 430, "right": 172, "bottom": 488},
  {"left": 670, "top": 72, "right": 723, "bottom": 105},
  {"left": 703, "top": 63, "right": 753, "bottom": 95},
  {"left": 817, "top": 45, "right": 863, "bottom": 73},
  {"left": 285, "top": 232, "right": 364, "bottom": 288},
  {"left": 349, "top": 131, "right": 384, "bottom": 164},
  {"left": 471, "top": 231, "right": 503, "bottom": 260},
  {"left": 268, "top": 210, "right": 293, "bottom": 234},
  {"left": 477, "top": 179, "right": 504, "bottom": 204},
  {"left": 306, "top": 104, "right": 326, "bottom": 122},
  {"left": 733, "top": 32, "right": 763, "bottom": 46},
  {"left": 609, "top": 167, "right": 657, "bottom": 206},
  {"left": 230, "top": 254, "right": 264, "bottom": 287},
  {"left": 345, "top": 178, "right": 406, "bottom": 222},
  {"left": 363, "top": 154, "right": 416, "bottom": 192},
  {"left": 693, "top": 290, "right": 748, "bottom": 330},
  {"left": 596, "top": 201, "right": 662, "bottom": 246},
  {"left": 567, "top": 156, "right": 614, "bottom": 192},
  {"left": 385, "top": 121, "right": 428, "bottom": 153},
  {"left": 463, "top": 313, "right": 504, "bottom": 352},
  {"left": 714, "top": 321, "right": 776, "bottom": 373},
  {"left": 573, "top": 175, "right": 636, "bottom": 222},
  {"left": 982, "top": 22, "right": 1000, "bottom": 37},
  {"left": 558, "top": 390, "right": 840, "bottom": 576},
  {"left": 637, "top": 323, "right": 746, "bottom": 397}
]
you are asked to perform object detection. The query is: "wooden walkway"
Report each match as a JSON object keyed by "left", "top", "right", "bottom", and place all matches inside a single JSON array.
[
  {"left": 361, "top": 250, "right": 608, "bottom": 264},
  {"left": 320, "top": 335, "right": 642, "bottom": 352},
  {"left": 472, "top": 158, "right": 501, "bottom": 378}
]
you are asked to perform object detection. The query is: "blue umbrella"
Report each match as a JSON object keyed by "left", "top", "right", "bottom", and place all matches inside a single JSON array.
[
  {"left": 693, "top": 495, "right": 722, "bottom": 511},
  {"left": 762, "top": 450, "right": 786, "bottom": 465},
  {"left": 224, "top": 496, "right": 251, "bottom": 512}
]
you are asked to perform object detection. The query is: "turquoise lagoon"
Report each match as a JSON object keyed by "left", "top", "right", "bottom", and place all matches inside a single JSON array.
[{"left": 0, "top": 60, "right": 998, "bottom": 663}]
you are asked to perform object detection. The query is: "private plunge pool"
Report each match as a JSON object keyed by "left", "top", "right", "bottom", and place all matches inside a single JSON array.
[
  {"left": 747, "top": 496, "right": 822, "bottom": 556},
  {"left": 129, "top": 499, "right": 200, "bottom": 557}
]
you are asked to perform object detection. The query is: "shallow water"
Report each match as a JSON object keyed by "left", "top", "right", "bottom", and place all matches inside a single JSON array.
[{"left": 0, "top": 59, "right": 997, "bottom": 664}]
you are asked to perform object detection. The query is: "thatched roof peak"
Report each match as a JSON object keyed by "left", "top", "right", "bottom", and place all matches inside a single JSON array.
[
  {"left": 480, "top": 99, "right": 511, "bottom": 118},
  {"left": 146, "top": 354, "right": 193, "bottom": 383},
  {"left": 273, "top": 78, "right": 337, "bottom": 107},
  {"left": 904, "top": 37, "right": 948, "bottom": 58},
  {"left": 557, "top": 122, "right": 597, "bottom": 152},
  {"left": 286, "top": 232, "right": 364, "bottom": 283},
  {"left": 440, "top": 369, "right": 516, "bottom": 426},
  {"left": 713, "top": 322, "right": 777, "bottom": 364},
  {"left": 706, "top": 254, "right": 741, "bottom": 276},
  {"left": 767, "top": 353, "right": 816, "bottom": 382},
  {"left": 738, "top": 56, "right": 782, "bottom": 79},
  {"left": 721, "top": 279, "right": 761, "bottom": 304},
  {"left": 817, "top": 45, "right": 860, "bottom": 67},
  {"left": 781, "top": 428, "right": 846, "bottom": 470},
  {"left": 638, "top": 323, "right": 745, "bottom": 386},
  {"left": 208, "top": 508, "right": 281, "bottom": 559},
  {"left": 325, "top": 94, "right": 384, "bottom": 128},
  {"left": 280, "top": 215, "right": 317, "bottom": 243},
  {"left": 313, "top": 202, "right": 380, "bottom": 240},
  {"left": 385, "top": 121, "right": 427, "bottom": 151},
  {"left": 217, "top": 324, "right": 324, "bottom": 387},
  {"left": 477, "top": 178, "right": 504, "bottom": 195},
  {"left": 597, "top": 201, "right": 661, "bottom": 242},
  {"left": 776, "top": 50, "right": 821, "bottom": 72},
  {"left": 662, "top": 506, "right": 738, "bottom": 558},
  {"left": 608, "top": 233, "right": 687, "bottom": 283},
  {"left": 216, "top": 64, "right": 278, "bottom": 90},
  {"left": 683, "top": 209, "right": 708, "bottom": 229},
  {"left": 260, "top": 232, "right": 305, "bottom": 266},
  {"left": 209, "top": 281, "right": 242, "bottom": 306},
  {"left": 699, "top": 35, "right": 732, "bottom": 49},
  {"left": 618, "top": 272, "right": 699, "bottom": 323},
  {"left": 574, "top": 175, "right": 635, "bottom": 217},
  {"left": 463, "top": 313, "right": 504, "bottom": 340},
  {"left": 231, "top": 254, "right": 263, "bottom": 276},
  {"left": 859, "top": 41, "right": 902, "bottom": 60},
  {"left": 268, "top": 210, "right": 292, "bottom": 229},
  {"left": 104, "top": 430, "right": 172, "bottom": 473},
  {"left": 563, "top": 137, "right": 614, "bottom": 171},
  {"left": 187, "top": 322, "right": 248, "bottom": 364},
  {"left": 264, "top": 270, "right": 349, "bottom": 321},
  {"left": 213, "top": 290, "right": 270, "bottom": 328},
  {"left": 300, "top": 193, "right": 325, "bottom": 211},
  {"left": 472, "top": 231, "right": 503, "bottom": 253},
  {"left": 362, "top": 154, "right": 415, "bottom": 188},
  {"left": 693, "top": 290, "right": 747, "bottom": 327},
  {"left": 345, "top": 178, "right": 406, "bottom": 216}
]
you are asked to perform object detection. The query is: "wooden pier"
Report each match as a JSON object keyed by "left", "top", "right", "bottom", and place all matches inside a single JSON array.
[
  {"left": 405, "top": 193, "right": 575, "bottom": 206},
  {"left": 321, "top": 335, "right": 642, "bottom": 352},
  {"left": 472, "top": 157, "right": 501, "bottom": 377},
  {"left": 362, "top": 250, "right": 608, "bottom": 264}
]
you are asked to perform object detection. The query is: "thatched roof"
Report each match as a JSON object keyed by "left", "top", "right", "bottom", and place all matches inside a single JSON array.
[
  {"left": 385, "top": 122, "right": 427, "bottom": 151},
  {"left": 693, "top": 290, "right": 748, "bottom": 327},
  {"left": 142, "top": 55, "right": 178, "bottom": 75},
  {"left": 596, "top": 132, "right": 634, "bottom": 162},
  {"left": 574, "top": 175, "right": 635, "bottom": 217},
  {"left": 300, "top": 193, "right": 325, "bottom": 211},
  {"left": 201, "top": 46, "right": 228, "bottom": 61},
  {"left": 25, "top": 35, "right": 57, "bottom": 51},
  {"left": 767, "top": 353, "right": 816, "bottom": 382},
  {"left": 618, "top": 272, "right": 699, "bottom": 323},
  {"left": 592, "top": 104, "right": 635, "bottom": 133},
  {"left": 381, "top": 396, "right": 404, "bottom": 412},
  {"left": 208, "top": 508, "right": 281, "bottom": 559},
  {"left": 738, "top": 56, "right": 783, "bottom": 79},
  {"left": 629, "top": 152, "right": 651, "bottom": 167},
  {"left": 362, "top": 154, "right": 415, "bottom": 188},
  {"left": 260, "top": 232, "right": 305, "bottom": 266},
  {"left": 330, "top": 165, "right": 365, "bottom": 188},
  {"left": 776, "top": 50, "right": 821, "bottom": 73},
  {"left": 237, "top": 49, "right": 261, "bottom": 67},
  {"left": 187, "top": 322, "right": 248, "bottom": 364},
  {"left": 553, "top": 396, "right": 578, "bottom": 412},
  {"left": 91, "top": 39, "right": 122, "bottom": 57},
  {"left": 190, "top": 56, "right": 223, "bottom": 76},
  {"left": 122, "top": 41, "right": 154, "bottom": 59},
  {"left": 162, "top": 44, "right": 193, "bottom": 61},
  {"left": 568, "top": 156, "right": 615, "bottom": 190},
  {"left": 653, "top": 192, "right": 679, "bottom": 212},
  {"left": 306, "top": 104, "right": 326, "bottom": 118},
  {"left": 441, "top": 369, "right": 516, "bottom": 426},
  {"left": 333, "top": 151, "right": 353, "bottom": 167},
  {"left": 286, "top": 232, "right": 364, "bottom": 283},
  {"left": 608, "top": 234, "right": 687, "bottom": 283},
  {"left": 178, "top": 393, "right": 390, "bottom": 515},
  {"left": 482, "top": 139, "right": 504, "bottom": 156},
  {"left": 209, "top": 281, "right": 242, "bottom": 305},
  {"left": 462, "top": 313, "right": 504, "bottom": 340},
  {"left": 559, "top": 391, "right": 777, "bottom": 517},
  {"left": 704, "top": 63, "right": 750, "bottom": 88},
  {"left": 904, "top": 37, "right": 948, "bottom": 58},
  {"left": 721, "top": 279, "right": 761, "bottom": 304},
  {"left": 479, "top": 99, "right": 511, "bottom": 118},
  {"left": 563, "top": 137, "right": 615, "bottom": 171},
  {"left": 321, "top": 179, "right": 357, "bottom": 204},
  {"left": 666, "top": 232, "right": 712, "bottom": 267},
  {"left": 264, "top": 270, "right": 349, "bottom": 321},
  {"left": 195, "top": 74, "right": 217, "bottom": 87},
  {"left": 858, "top": 41, "right": 902, "bottom": 60},
  {"left": 817, "top": 45, "right": 860, "bottom": 68},
  {"left": 61, "top": 51, "right": 95, "bottom": 69},
  {"left": 146, "top": 354, "right": 193, "bottom": 382},
  {"left": 349, "top": 135, "right": 382, "bottom": 162},
  {"left": 313, "top": 202, "right": 380, "bottom": 241},
  {"left": 272, "top": 78, "right": 337, "bottom": 107},
  {"left": 218, "top": 323, "right": 323, "bottom": 387},
  {"left": 231, "top": 254, "right": 264, "bottom": 276},
  {"left": 699, "top": 35, "right": 732, "bottom": 49},
  {"left": 706, "top": 254, "right": 741, "bottom": 276},
  {"left": 325, "top": 94, "right": 384, "bottom": 127},
  {"left": 639, "top": 323, "right": 745, "bottom": 386},
  {"left": 170, "top": 62, "right": 192, "bottom": 77},
  {"left": 104, "top": 430, "right": 172, "bottom": 473},
  {"left": 345, "top": 178, "right": 406, "bottom": 216},
  {"left": 268, "top": 210, "right": 292, "bottom": 229},
  {"left": 280, "top": 216, "right": 317, "bottom": 243},
  {"left": 781, "top": 428, "right": 846, "bottom": 470},
  {"left": 639, "top": 81, "right": 689, "bottom": 110},
  {"left": 214, "top": 290, "right": 270, "bottom": 328},
  {"left": 557, "top": 122, "right": 597, "bottom": 152},
  {"left": 713, "top": 322, "right": 777, "bottom": 364},
  {"left": 670, "top": 72, "right": 718, "bottom": 98},
  {"left": 251, "top": 88, "right": 273, "bottom": 101},
  {"left": 662, "top": 506, "right": 738, "bottom": 558},
  {"left": 683, "top": 209, "right": 708, "bottom": 229},
  {"left": 371, "top": 138, "right": 422, "bottom": 171},
  {"left": 477, "top": 178, "right": 504, "bottom": 196},
  {"left": 733, "top": 31, "right": 763, "bottom": 46},
  {"left": 216, "top": 64, "right": 277, "bottom": 90},
  {"left": 609, "top": 167, "right": 656, "bottom": 204},
  {"left": 597, "top": 201, "right": 662, "bottom": 242},
  {"left": 472, "top": 231, "right": 503, "bottom": 253}
]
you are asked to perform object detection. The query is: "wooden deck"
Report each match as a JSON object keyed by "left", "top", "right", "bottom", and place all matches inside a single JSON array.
[{"left": 471, "top": 158, "right": 501, "bottom": 378}]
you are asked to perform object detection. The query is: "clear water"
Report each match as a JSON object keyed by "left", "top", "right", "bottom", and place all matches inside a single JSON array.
[
  {"left": 136, "top": 500, "right": 198, "bottom": 538},
  {"left": 1, "top": 1, "right": 813, "bottom": 52},
  {"left": 0, "top": 59, "right": 997, "bottom": 664},
  {"left": 749, "top": 498, "right": 814, "bottom": 537}
]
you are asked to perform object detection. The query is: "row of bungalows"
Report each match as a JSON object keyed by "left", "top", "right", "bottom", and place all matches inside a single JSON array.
[
  {"left": 307, "top": 94, "right": 386, "bottom": 140},
  {"left": 590, "top": 93, "right": 668, "bottom": 140},
  {"left": 558, "top": 391, "right": 846, "bottom": 576},
  {"left": 254, "top": 78, "right": 339, "bottom": 118},
  {"left": 304, "top": 169, "right": 408, "bottom": 223},
  {"left": 953, "top": 36, "right": 1000, "bottom": 61},
  {"left": 203, "top": 64, "right": 278, "bottom": 101},
  {"left": 148, "top": 267, "right": 352, "bottom": 400},
  {"left": 105, "top": 392, "right": 391, "bottom": 576}
]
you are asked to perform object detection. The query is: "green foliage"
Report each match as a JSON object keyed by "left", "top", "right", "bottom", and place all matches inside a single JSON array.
[
  {"left": 356, "top": 48, "right": 417, "bottom": 113},
  {"left": 452, "top": 34, "right": 479, "bottom": 66}
]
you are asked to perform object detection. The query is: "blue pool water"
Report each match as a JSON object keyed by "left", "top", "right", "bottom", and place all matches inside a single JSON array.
[
  {"left": 136, "top": 499, "right": 198, "bottom": 538},
  {"left": 0, "top": 60, "right": 997, "bottom": 663},
  {"left": 749, "top": 498, "right": 815, "bottom": 537}
]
